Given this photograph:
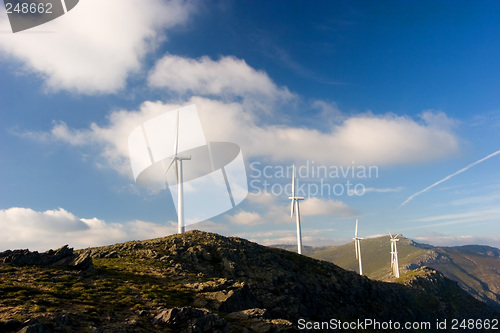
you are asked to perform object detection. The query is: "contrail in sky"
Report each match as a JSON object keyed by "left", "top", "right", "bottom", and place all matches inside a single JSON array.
[{"left": 400, "top": 150, "right": 500, "bottom": 207}]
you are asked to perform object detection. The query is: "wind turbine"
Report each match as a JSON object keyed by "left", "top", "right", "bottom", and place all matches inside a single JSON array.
[
  {"left": 165, "top": 110, "right": 191, "bottom": 234},
  {"left": 389, "top": 230, "right": 400, "bottom": 278},
  {"left": 353, "top": 219, "right": 363, "bottom": 275},
  {"left": 289, "top": 164, "right": 304, "bottom": 254}
]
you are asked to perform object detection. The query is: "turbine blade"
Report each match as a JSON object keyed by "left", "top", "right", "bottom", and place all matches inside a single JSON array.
[
  {"left": 291, "top": 164, "right": 295, "bottom": 197},
  {"left": 290, "top": 199, "right": 294, "bottom": 218},
  {"left": 355, "top": 219, "right": 358, "bottom": 237},
  {"left": 173, "top": 110, "right": 179, "bottom": 155},
  {"left": 388, "top": 229, "right": 393, "bottom": 239},
  {"left": 165, "top": 157, "right": 176, "bottom": 174},
  {"left": 355, "top": 241, "right": 359, "bottom": 259}
]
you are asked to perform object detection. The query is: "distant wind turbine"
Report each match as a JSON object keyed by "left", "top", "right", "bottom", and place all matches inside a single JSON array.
[
  {"left": 165, "top": 110, "right": 191, "bottom": 234},
  {"left": 389, "top": 230, "right": 400, "bottom": 278},
  {"left": 289, "top": 164, "right": 304, "bottom": 254},
  {"left": 353, "top": 219, "right": 363, "bottom": 275}
]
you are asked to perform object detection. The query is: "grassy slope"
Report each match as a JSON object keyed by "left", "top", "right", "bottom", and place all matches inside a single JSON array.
[
  {"left": 0, "top": 255, "right": 194, "bottom": 331},
  {"left": 310, "top": 236, "right": 427, "bottom": 280}
]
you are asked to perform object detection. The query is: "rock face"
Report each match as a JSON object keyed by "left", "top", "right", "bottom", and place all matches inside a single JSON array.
[
  {"left": 0, "top": 245, "right": 94, "bottom": 272},
  {"left": 153, "top": 307, "right": 228, "bottom": 332}
]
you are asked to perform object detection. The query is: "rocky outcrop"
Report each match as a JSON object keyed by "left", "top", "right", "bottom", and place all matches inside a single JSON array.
[
  {"left": 0, "top": 245, "right": 94, "bottom": 272},
  {"left": 88, "top": 230, "right": 498, "bottom": 324},
  {"left": 153, "top": 307, "right": 228, "bottom": 332},
  {"left": 150, "top": 306, "right": 295, "bottom": 333}
]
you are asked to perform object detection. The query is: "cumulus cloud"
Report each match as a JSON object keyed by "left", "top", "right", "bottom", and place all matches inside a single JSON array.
[
  {"left": 148, "top": 54, "right": 294, "bottom": 102},
  {"left": 300, "top": 197, "right": 355, "bottom": 217},
  {"left": 0, "top": 0, "right": 193, "bottom": 94},
  {"left": 227, "top": 210, "right": 263, "bottom": 225},
  {"left": 9, "top": 29, "right": 460, "bottom": 174},
  {"left": 0, "top": 207, "right": 179, "bottom": 251},
  {"left": 236, "top": 194, "right": 355, "bottom": 226},
  {"left": 17, "top": 97, "right": 461, "bottom": 181},
  {"left": 195, "top": 100, "right": 460, "bottom": 166}
]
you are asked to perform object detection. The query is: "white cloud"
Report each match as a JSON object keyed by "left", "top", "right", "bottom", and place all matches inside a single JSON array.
[
  {"left": 301, "top": 197, "right": 355, "bottom": 217},
  {"left": 148, "top": 54, "right": 294, "bottom": 102},
  {"left": 195, "top": 100, "right": 460, "bottom": 166},
  {"left": 419, "top": 110, "right": 458, "bottom": 130},
  {"left": 15, "top": 98, "right": 461, "bottom": 181},
  {"left": 326, "top": 113, "right": 459, "bottom": 165},
  {"left": 236, "top": 229, "right": 341, "bottom": 247},
  {"left": 0, "top": 0, "right": 193, "bottom": 94},
  {"left": 227, "top": 210, "right": 263, "bottom": 225},
  {"left": 8, "top": 24, "right": 462, "bottom": 178},
  {"left": 311, "top": 100, "right": 344, "bottom": 123},
  {"left": 0, "top": 207, "right": 179, "bottom": 251},
  {"left": 236, "top": 194, "right": 355, "bottom": 226}
]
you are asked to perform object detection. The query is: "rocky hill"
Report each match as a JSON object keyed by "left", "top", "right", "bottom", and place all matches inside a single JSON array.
[
  {"left": 308, "top": 236, "right": 500, "bottom": 313},
  {"left": 0, "top": 231, "right": 498, "bottom": 332}
]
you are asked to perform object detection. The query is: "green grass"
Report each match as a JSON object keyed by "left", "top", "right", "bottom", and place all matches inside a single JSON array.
[{"left": 0, "top": 255, "right": 196, "bottom": 324}]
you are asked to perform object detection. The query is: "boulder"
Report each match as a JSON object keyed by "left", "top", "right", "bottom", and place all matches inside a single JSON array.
[{"left": 153, "top": 307, "right": 228, "bottom": 332}]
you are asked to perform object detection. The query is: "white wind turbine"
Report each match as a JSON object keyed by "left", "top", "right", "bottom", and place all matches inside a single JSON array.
[
  {"left": 165, "top": 110, "right": 191, "bottom": 234},
  {"left": 389, "top": 230, "right": 400, "bottom": 278},
  {"left": 353, "top": 219, "right": 363, "bottom": 275},
  {"left": 289, "top": 164, "right": 304, "bottom": 254}
]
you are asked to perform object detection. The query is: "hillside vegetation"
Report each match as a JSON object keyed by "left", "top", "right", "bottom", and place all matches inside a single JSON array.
[{"left": 0, "top": 231, "right": 498, "bottom": 332}]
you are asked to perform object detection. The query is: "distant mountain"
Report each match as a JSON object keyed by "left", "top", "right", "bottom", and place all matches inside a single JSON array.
[
  {"left": 0, "top": 231, "right": 498, "bottom": 332},
  {"left": 307, "top": 236, "right": 500, "bottom": 313}
]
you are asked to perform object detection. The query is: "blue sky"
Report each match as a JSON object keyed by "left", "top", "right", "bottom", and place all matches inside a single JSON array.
[{"left": 1, "top": 0, "right": 500, "bottom": 251}]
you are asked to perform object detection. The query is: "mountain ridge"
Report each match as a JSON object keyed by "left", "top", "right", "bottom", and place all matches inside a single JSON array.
[
  {"left": 1, "top": 230, "right": 498, "bottom": 332},
  {"left": 303, "top": 235, "right": 500, "bottom": 313}
]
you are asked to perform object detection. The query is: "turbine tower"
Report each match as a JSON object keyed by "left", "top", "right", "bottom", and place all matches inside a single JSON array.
[
  {"left": 289, "top": 164, "right": 304, "bottom": 254},
  {"left": 353, "top": 219, "right": 363, "bottom": 275},
  {"left": 389, "top": 230, "right": 400, "bottom": 278},
  {"left": 165, "top": 110, "right": 191, "bottom": 234}
]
